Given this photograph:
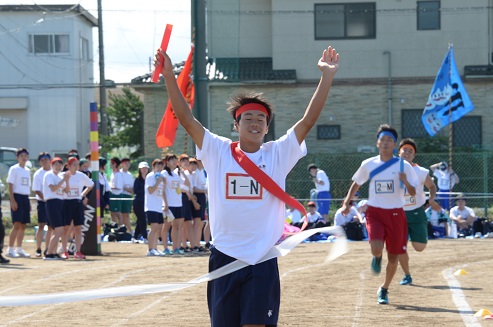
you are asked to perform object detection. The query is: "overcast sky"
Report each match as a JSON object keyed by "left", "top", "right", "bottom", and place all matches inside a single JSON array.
[{"left": 1, "top": 0, "right": 192, "bottom": 83}]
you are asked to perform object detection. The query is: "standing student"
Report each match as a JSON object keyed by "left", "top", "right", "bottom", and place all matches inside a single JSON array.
[
  {"left": 340, "top": 125, "right": 418, "bottom": 305},
  {"left": 157, "top": 45, "right": 339, "bottom": 326},
  {"left": 144, "top": 159, "right": 166, "bottom": 256},
  {"left": 120, "top": 158, "right": 134, "bottom": 235},
  {"left": 133, "top": 161, "right": 149, "bottom": 243},
  {"left": 430, "top": 161, "right": 459, "bottom": 210},
  {"left": 32, "top": 152, "right": 53, "bottom": 257},
  {"left": 43, "top": 158, "right": 70, "bottom": 260},
  {"left": 397, "top": 138, "right": 438, "bottom": 285},
  {"left": 109, "top": 157, "right": 123, "bottom": 227},
  {"left": 177, "top": 154, "right": 194, "bottom": 252},
  {"left": 61, "top": 157, "right": 94, "bottom": 259},
  {"left": 6, "top": 148, "right": 32, "bottom": 258},
  {"left": 189, "top": 158, "right": 208, "bottom": 252},
  {"left": 99, "top": 158, "right": 111, "bottom": 220},
  {"left": 0, "top": 190, "right": 9, "bottom": 264},
  {"left": 308, "top": 163, "right": 331, "bottom": 221}
]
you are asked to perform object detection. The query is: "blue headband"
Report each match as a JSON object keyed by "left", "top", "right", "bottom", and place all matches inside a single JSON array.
[
  {"left": 378, "top": 131, "right": 396, "bottom": 142},
  {"left": 17, "top": 149, "right": 29, "bottom": 156},
  {"left": 38, "top": 154, "right": 51, "bottom": 161}
]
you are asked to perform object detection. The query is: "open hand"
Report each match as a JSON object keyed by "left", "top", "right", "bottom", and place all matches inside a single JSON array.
[{"left": 318, "top": 46, "right": 339, "bottom": 75}]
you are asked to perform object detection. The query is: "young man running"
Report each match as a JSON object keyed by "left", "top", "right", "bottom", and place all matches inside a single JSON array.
[
  {"left": 340, "top": 125, "right": 418, "bottom": 305},
  {"left": 398, "top": 138, "right": 437, "bottom": 285},
  {"left": 157, "top": 46, "right": 339, "bottom": 326}
]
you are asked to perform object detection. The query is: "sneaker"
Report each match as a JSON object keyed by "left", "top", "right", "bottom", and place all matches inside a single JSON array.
[
  {"left": 205, "top": 242, "right": 211, "bottom": 249},
  {"left": 377, "top": 287, "right": 389, "bottom": 304},
  {"left": 199, "top": 246, "right": 209, "bottom": 253},
  {"left": 173, "top": 248, "right": 185, "bottom": 255},
  {"left": 74, "top": 252, "right": 86, "bottom": 260},
  {"left": 192, "top": 246, "right": 200, "bottom": 254},
  {"left": 43, "top": 254, "right": 62, "bottom": 260},
  {"left": 0, "top": 254, "right": 10, "bottom": 264},
  {"left": 60, "top": 252, "right": 70, "bottom": 260},
  {"left": 371, "top": 256, "right": 382, "bottom": 275},
  {"left": 146, "top": 249, "right": 160, "bottom": 257},
  {"left": 163, "top": 248, "right": 173, "bottom": 255},
  {"left": 155, "top": 249, "right": 166, "bottom": 257},
  {"left": 399, "top": 275, "right": 413, "bottom": 285},
  {"left": 16, "top": 248, "right": 31, "bottom": 258},
  {"left": 6, "top": 248, "right": 19, "bottom": 258},
  {"left": 181, "top": 247, "right": 191, "bottom": 253},
  {"left": 35, "top": 248, "right": 42, "bottom": 257}
]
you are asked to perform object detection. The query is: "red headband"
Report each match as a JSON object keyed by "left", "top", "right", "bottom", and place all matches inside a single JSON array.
[{"left": 235, "top": 103, "right": 269, "bottom": 120}]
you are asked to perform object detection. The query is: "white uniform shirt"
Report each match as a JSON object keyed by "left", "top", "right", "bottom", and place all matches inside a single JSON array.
[
  {"left": 302, "top": 211, "right": 323, "bottom": 223},
  {"left": 315, "top": 169, "right": 330, "bottom": 192},
  {"left": 352, "top": 156, "right": 418, "bottom": 209},
  {"left": 144, "top": 172, "right": 165, "bottom": 213},
  {"left": 110, "top": 171, "right": 123, "bottom": 195},
  {"left": 43, "top": 171, "right": 65, "bottom": 200},
  {"left": 33, "top": 168, "right": 50, "bottom": 200},
  {"left": 334, "top": 206, "right": 360, "bottom": 226},
  {"left": 99, "top": 171, "right": 110, "bottom": 193},
  {"left": 120, "top": 170, "right": 134, "bottom": 195},
  {"left": 404, "top": 164, "right": 429, "bottom": 211},
  {"left": 62, "top": 171, "right": 94, "bottom": 200},
  {"left": 191, "top": 168, "right": 208, "bottom": 192},
  {"left": 163, "top": 169, "right": 182, "bottom": 207},
  {"left": 433, "top": 169, "right": 456, "bottom": 190},
  {"left": 449, "top": 206, "right": 475, "bottom": 221},
  {"left": 179, "top": 169, "right": 191, "bottom": 192},
  {"left": 196, "top": 127, "right": 306, "bottom": 265},
  {"left": 7, "top": 163, "right": 31, "bottom": 195},
  {"left": 425, "top": 207, "right": 449, "bottom": 227}
]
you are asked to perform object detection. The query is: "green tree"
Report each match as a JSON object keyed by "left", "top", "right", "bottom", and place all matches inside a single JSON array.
[{"left": 102, "top": 88, "right": 144, "bottom": 158}]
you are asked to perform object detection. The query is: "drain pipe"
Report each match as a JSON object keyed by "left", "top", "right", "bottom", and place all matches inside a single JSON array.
[{"left": 383, "top": 51, "right": 392, "bottom": 125}]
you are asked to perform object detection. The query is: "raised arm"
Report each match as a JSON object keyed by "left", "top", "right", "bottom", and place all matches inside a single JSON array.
[
  {"left": 157, "top": 50, "right": 205, "bottom": 149},
  {"left": 293, "top": 46, "right": 339, "bottom": 144}
]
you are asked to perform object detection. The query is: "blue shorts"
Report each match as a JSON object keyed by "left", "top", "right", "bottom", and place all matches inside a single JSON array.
[
  {"left": 37, "top": 200, "right": 48, "bottom": 224},
  {"left": 207, "top": 247, "right": 280, "bottom": 327},
  {"left": 64, "top": 199, "right": 84, "bottom": 226},
  {"left": 46, "top": 199, "right": 64, "bottom": 228},
  {"left": 146, "top": 211, "right": 164, "bottom": 224},
  {"left": 317, "top": 191, "right": 331, "bottom": 215},
  {"left": 11, "top": 193, "right": 31, "bottom": 224},
  {"left": 169, "top": 206, "right": 184, "bottom": 220},
  {"left": 437, "top": 189, "right": 452, "bottom": 210},
  {"left": 191, "top": 193, "right": 207, "bottom": 220},
  {"left": 181, "top": 193, "right": 193, "bottom": 221}
]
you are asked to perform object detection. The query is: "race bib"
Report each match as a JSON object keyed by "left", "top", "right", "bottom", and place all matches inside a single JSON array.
[
  {"left": 404, "top": 194, "right": 416, "bottom": 206},
  {"left": 374, "top": 180, "right": 394, "bottom": 194},
  {"left": 21, "top": 177, "right": 29, "bottom": 186},
  {"left": 156, "top": 188, "right": 163, "bottom": 196},
  {"left": 439, "top": 179, "right": 450, "bottom": 189},
  {"left": 56, "top": 188, "right": 64, "bottom": 196},
  {"left": 67, "top": 188, "right": 79, "bottom": 197},
  {"left": 225, "top": 173, "right": 262, "bottom": 199},
  {"left": 172, "top": 181, "right": 181, "bottom": 194}
]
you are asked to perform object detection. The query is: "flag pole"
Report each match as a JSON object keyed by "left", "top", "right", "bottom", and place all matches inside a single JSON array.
[{"left": 447, "top": 43, "right": 453, "bottom": 209}]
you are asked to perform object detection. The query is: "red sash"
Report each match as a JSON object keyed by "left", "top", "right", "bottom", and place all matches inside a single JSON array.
[{"left": 230, "top": 141, "right": 308, "bottom": 231}]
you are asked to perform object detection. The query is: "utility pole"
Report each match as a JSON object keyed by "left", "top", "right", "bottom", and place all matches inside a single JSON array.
[
  {"left": 192, "top": 0, "right": 209, "bottom": 129},
  {"left": 98, "top": 0, "right": 108, "bottom": 135}
]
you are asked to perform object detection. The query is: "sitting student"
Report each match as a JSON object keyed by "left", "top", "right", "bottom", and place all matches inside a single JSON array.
[
  {"left": 285, "top": 205, "right": 303, "bottom": 228},
  {"left": 334, "top": 200, "right": 365, "bottom": 241},
  {"left": 449, "top": 194, "right": 476, "bottom": 238},
  {"left": 300, "top": 201, "right": 328, "bottom": 229},
  {"left": 424, "top": 199, "right": 449, "bottom": 238}
]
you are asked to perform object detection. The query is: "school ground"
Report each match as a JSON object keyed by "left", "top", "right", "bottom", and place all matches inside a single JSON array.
[{"left": 0, "top": 238, "right": 492, "bottom": 326}]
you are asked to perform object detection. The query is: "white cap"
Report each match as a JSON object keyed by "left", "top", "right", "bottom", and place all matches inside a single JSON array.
[
  {"left": 138, "top": 161, "right": 149, "bottom": 169},
  {"left": 357, "top": 200, "right": 368, "bottom": 208}
]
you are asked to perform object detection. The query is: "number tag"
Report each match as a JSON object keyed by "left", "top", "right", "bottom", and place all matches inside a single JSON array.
[
  {"left": 374, "top": 180, "right": 394, "bottom": 194},
  {"left": 68, "top": 188, "right": 79, "bottom": 197},
  {"left": 156, "top": 188, "right": 163, "bottom": 196},
  {"left": 226, "top": 173, "right": 262, "bottom": 199},
  {"left": 56, "top": 188, "right": 64, "bottom": 196},
  {"left": 21, "top": 177, "right": 29, "bottom": 186}
]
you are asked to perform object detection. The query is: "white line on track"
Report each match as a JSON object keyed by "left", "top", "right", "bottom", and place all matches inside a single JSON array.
[{"left": 351, "top": 270, "right": 368, "bottom": 327}]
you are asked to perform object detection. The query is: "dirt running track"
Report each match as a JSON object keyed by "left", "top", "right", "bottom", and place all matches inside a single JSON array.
[{"left": 0, "top": 238, "right": 492, "bottom": 326}]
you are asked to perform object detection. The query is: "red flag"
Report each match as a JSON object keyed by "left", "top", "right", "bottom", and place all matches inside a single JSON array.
[{"left": 155, "top": 47, "right": 195, "bottom": 148}]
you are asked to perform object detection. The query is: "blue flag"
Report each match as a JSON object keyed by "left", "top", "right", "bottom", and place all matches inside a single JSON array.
[{"left": 421, "top": 46, "right": 474, "bottom": 136}]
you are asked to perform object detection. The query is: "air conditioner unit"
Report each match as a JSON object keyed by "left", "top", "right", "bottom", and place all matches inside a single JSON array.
[{"left": 357, "top": 145, "right": 376, "bottom": 153}]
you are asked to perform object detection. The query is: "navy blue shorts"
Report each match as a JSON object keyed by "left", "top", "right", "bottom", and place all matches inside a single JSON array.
[
  {"left": 207, "top": 247, "right": 280, "bottom": 327},
  {"left": 191, "top": 193, "right": 206, "bottom": 220},
  {"left": 11, "top": 193, "right": 31, "bottom": 224},
  {"left": 64, "top": 199, "right": 84, "bottom": 226},
  {"left": 37, "top": 200, "right": 48, "bottom": 224},
  {"left": 46, "top": 199, "right": 64, "bottom": 228},
  {"left": 169, "top": 206, "right": 183, "bottom": 220},
  {"left": 146, "top": 210, "right": 164, "bottom": 224},
  {"left": 181, "top": 193, "right": 193, "bottom": 221}
]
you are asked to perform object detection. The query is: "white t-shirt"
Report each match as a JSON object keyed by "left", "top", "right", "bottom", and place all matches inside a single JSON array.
[
  {"left": 144, "top": 172, "right": 164, "bottom": 213},
  {"left": 179, "top": 169, "right": 191, "bottom": 192},
  {"left": 33, "top": 168, "right": 50, "bottom": 200},
  {"left": 449, "top": 206, "right": 475, "bottom": 221},
  {"left": 43, "top": 170, "right": 65, "bottom": 200},
  {"left": 110, "top": 171, "right": 123, "bottom": 195},
  {"left": 7, "top": 163, "right": 31, "bottom": 195},
  {"left": 334, "top": 206, "right": 360, "bottom": 226},
  {"left": 315, "top": 169, "right": 330, "bottom": 192},
  {"left": 196, "top": 127, "right": 306, "bottom": 265},
  {"left": 120, "top": 169, "right": 134, "bottom": 195},
  {"left": 425, "top": 207, "right": 449, "bottom": 227},
  {"left": 191, "top": 168, "right": 208, "bottom": 192},
  {"left": 99, "top": 172, "right": 110, "bottom": 193},
  {"left": 301, "top": 211, "right": 324, "bottom": 223},
  {"left": 163, "top": 169, "right": 183, "bottom": 207},
  {"left": 285, "top": 208, "right": 303, "bottom": 224},
  {"left": 404, "top": 164, "right": 429, "bottom": 211},
  {"left": 352, "top": 156, "right": 418, "bottom": 209},
  {"left": 62, "top": 171, "right": 94, "bottom": 200},
  {"left": 433, "top": 169, "right": 456, "bottom": 190}
]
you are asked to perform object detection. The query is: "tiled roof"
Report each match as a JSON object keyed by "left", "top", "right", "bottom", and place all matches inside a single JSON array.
[{"left": 210, "top": 57, "right": 296, "bottom": 81}]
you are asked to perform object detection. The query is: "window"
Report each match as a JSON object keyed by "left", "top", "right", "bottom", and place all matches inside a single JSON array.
[
  {"left": 401, "top": 109, "right": 428, "bottom": 138},
  {"left": 315, "top": 3, "right": 376, "bottom": 40},
  {"left": 453, "top": 116, "right": 481, "bottom": 148},
  {"left": 317, "top": 125, "right": 340, "bottom": 140},
  {"left": 417, "top": 1, "right": 440, "bottom": 30},
  {"left": 29, "top": 34, "right": 70, "bottom": 54},
  {"left": 80, "top": 37, "right": 90, "bottom": 60}
]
